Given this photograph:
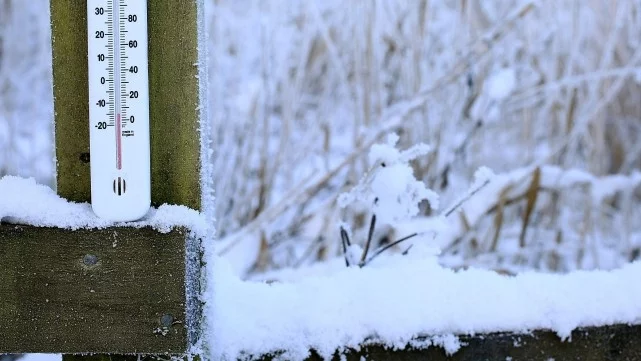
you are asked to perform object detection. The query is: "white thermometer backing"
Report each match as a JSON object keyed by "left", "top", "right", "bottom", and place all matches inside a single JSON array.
[{"left": 87, "top": 0, "right": 151, "bottom": 221}]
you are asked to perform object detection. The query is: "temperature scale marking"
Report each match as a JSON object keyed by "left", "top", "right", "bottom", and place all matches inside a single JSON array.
[
  {"left": 87, "top": 0, "right": 151, "bottom": 221},
  {"left": 112, "top": 0, "right": 122, "bottom": 170}
]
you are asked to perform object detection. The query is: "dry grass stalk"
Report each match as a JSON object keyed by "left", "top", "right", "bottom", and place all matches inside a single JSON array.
[{"left": 520, "top": 166, "right": 541, "bottom": 248}]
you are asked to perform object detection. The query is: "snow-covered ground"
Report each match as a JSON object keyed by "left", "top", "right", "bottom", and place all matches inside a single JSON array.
[{"left": 3, "top": 0, "right": 641, "bottom": 360}]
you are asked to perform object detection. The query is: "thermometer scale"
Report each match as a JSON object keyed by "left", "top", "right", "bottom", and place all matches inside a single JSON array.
[{"left": 87, "top": 0, "right": 150, "bottom": 221}]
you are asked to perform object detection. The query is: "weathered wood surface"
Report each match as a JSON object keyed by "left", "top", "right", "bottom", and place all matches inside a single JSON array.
[
  {"left": 50, "top": 0, "right": 90, "bottom": 202},
  {"left": 0, "top": 224, "right": 189, "bottom": 354},
  {"left": 51, "top": 0, "right": 202, "bottom": 209},
  {"left": 256, "top": 324, "right": 641, "bottom": 361},
  {"left": 148, "top": 0, "right": 202, "bottom": 211}
]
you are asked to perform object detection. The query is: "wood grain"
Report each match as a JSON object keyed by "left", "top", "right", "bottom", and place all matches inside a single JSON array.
[
  {"left": 148, "top": 0, "right": 202, "bottom": 211},
  {"left": 0, "top": 224, "right": 188, "bottom": 354},
  {"left": 50, "top": 0, "right": 90, "bottom": 202}
]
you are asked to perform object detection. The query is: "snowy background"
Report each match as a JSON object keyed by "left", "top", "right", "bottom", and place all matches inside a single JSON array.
[
  {"left": 3, "top": 0, "right": 641, "bottom": 278},
  {"left": 3, "top": 0, "right": 641, "bottom": 359}
]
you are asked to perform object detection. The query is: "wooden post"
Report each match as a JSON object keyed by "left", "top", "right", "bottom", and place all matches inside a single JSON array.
[
  {"left": 51, "top": 0, "right": 202, "bottom": 210},
  {"left": 0, "top": 0, "right": 204, "bottom": 358}
]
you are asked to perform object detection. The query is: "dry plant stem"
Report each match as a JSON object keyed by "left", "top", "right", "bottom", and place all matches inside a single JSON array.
[
  {"left": 542, "top": 47, "right": 641, "bottom": 166},
  {"left": 519, "top": 167, "right": 541, "bottom": 247},
  {"left": 293, "top": 236, "right": 323, "bottom": 269},
  {"left": 490, "top": 186, "right": 511, "bottom": 253},
  {"left": 358, "top": 214, "right": 377, "bottom": 266},
  {"left": 402, "top": 244, "right": 413, "bottom": 255},
  {"left": 340, "top": 226, "right": 351, "bottom": 267},
  {"left": 443, "top": 179, "right": 491, "bottom": 217},
  {"left": 508, "top": 66, "right": 641, "bottom": 108},
  {"left": 218, "top": 171, "right": 317, "bottom": 255},
  {"left": 256, "top": 13, "right": 272, "bottom": 220},
  {"left": 363, "top": 232, "right": 418, "bottom": 267}
]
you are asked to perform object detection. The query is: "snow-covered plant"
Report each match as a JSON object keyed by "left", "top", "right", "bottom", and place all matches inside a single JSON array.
[
  {"left": 337, "top": 134, "right": 440, "bottom": 267},
  {"left": 338, "top": 134, "right": 439, "bottom": 224}
]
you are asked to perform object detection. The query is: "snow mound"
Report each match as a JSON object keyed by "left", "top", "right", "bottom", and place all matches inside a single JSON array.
[
  {"left": 206, "top": 247, "right": 641, "bottom": 360},
  {"left": 0, "top": 175, "right": 208, "bottom": 236},
  {"left": 338, "top": 134, "right": 438, "bottom": 225}
]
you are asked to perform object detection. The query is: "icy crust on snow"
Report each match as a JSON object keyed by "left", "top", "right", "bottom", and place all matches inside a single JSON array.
[
  {"left": 207, "top": 249, "right": 641, "bottom": 360},
  {"left": 0, "top": 175, "right": 208, "bottom": 235}
]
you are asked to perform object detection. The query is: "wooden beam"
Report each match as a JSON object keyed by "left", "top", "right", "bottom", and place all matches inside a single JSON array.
[
  {"left": 0, "top": 224, "right": 191, "bottom": 354},
  {"left": 257, "top": 324, "right": 641, "bottom": 361},
  {"left": 51, "top": 0, "right": 202, "bottom": 209}
]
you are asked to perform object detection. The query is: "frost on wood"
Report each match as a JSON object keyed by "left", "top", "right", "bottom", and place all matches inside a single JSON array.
[{"left": 197, "top": 0, "right": 215, "bottom": 234}]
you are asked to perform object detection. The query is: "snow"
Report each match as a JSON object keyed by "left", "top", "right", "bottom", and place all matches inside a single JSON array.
[
  {"left": 488, "top": 68, "right": 517, "bottom": 100},
  {"left": 20, "top": 355, "right": 59, "bottom": 361},
  {"left": 0, "top": 175, "right": 208, "bottom": 236},
  {"left": 338, "top": 134, "right": 438, "bottom": 225},
  {"left": 207, "top": 249, "right": 641, "bottom": 360}
]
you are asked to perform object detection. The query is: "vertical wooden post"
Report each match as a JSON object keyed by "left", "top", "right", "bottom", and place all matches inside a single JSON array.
[
  {"left": 51, "top": 0, "right": 202, "bottom": 210},
  {"left": 147, "top": 1, "right": 202, "bottom": 210},
  {"left": 49, "top": 0, "right": 204, "bottom": 358}
]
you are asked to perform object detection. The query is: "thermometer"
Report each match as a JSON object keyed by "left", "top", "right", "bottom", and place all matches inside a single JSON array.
[{"left": 87, "top": 0, "right": 150, "bottom": 221}]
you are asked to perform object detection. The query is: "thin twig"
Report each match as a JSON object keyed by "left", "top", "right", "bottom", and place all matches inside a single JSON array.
[
  {"left": 362, "top": 232, "right": 418, "bottom": 267},
  {"left": 443, "top": 179, "right": 491, "bottom": 217},
  {"left": 340, "top": 226, "right": 351, "bottom": 267},
  {"left": 359, "top": 214, "right": 377, "bottom": 266}
]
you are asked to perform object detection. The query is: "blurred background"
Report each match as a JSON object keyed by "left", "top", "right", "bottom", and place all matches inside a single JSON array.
[{"left": 2, "top": 0, "right": 641, "bottom": 283}]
